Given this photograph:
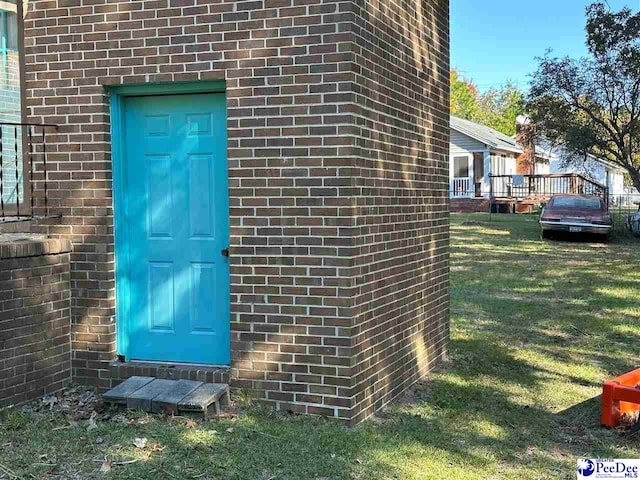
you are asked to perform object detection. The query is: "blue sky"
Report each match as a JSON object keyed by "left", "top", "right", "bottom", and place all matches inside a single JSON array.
[{"left": 451, "top": 0, "right": 640, "bottom": 91}]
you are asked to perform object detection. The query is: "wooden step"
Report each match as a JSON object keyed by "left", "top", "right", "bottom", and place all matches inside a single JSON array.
[
  {"left": 103, "top": 376, "right": 230, "bottom": 418},
  {"left": 180, "top": 383, "right": 230, "bottom": 416}
]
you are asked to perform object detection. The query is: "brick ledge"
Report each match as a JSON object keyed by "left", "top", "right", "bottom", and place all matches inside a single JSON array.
[{"left": 0, "top": 235, "right": 72, "bottom": 259}]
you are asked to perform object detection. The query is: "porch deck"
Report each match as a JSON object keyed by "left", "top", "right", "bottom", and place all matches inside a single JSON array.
[
  {"left": 451, "top": 173, "right": 609, "bottom": 213},
  {"left": 489, "top": 173, "right": 608, "bottom": 202}
]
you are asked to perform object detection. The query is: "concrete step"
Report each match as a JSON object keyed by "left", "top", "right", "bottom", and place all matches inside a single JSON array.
[{"left": 103, "top": 376, "right": 229, "bottom": 418}]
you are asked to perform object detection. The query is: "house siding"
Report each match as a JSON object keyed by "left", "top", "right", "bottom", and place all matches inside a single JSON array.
[
  {"left": 22, "top": 0, "right": 449, "bottom": 424},
  {"left": 550, "top": 157, "right": 626, "bottom": 194},
  {"left": 609, "top": 170, "right": 625, "bottom": 196},
  {"left": 490, "top": 151, "right": 517, "bottom": 197},
  {"left": 450, "top": 128, "right": 485, "bottom": 154},
  {"left": 550, "top": 158, "right": 606, "bottom": 183}
]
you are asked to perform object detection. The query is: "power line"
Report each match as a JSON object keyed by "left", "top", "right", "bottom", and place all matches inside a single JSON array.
[{"left": 473, "top": 81, "right": 529, "bottom": 88}]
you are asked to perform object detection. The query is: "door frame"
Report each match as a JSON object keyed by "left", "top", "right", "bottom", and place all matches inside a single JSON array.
[
  {"left": 450, "top": 152, "right": 474, "bottom": 198},
  {"left": 109, "top": 81, "right": 227, "bottom": 361}
]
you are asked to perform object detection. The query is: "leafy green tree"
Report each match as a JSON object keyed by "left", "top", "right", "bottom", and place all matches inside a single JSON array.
[
  {"left": 528, "top": 2, "right": 640, "bottom": 192},
  {"left": 450, "top": 69, "right": 482, "bottom": 120},
  {"left": 479, "top": 83, "right": 526, "bottom": 136},
  {"left": 451, "top": 70, "right": 525, "bottom": 136}
]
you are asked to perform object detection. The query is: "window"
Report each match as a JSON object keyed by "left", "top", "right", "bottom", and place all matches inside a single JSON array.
[
  {"left": 0, "top": 10, "right": 18, "bottom": 51},
  {"left": 0, "top": 6, "right": 18, "bottom": 89},
  {"left": 550, "top": 197, "right": 602, "bottom": 210},
  {"left": 0, "top": 2, "right": 22, "bottom": 206},
  {"left": 453, "top": 156, "right": 469, "bottom": 178}
]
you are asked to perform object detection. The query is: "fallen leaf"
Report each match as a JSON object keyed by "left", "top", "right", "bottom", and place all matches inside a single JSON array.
[
  {"left": 225, "top": 428, "right": 234, "bottom": 433},
  {"left": 355, "top": 458, "right": 362, "bottom": 464},
  {"left": 111, "top": 414, "right": 129, "bottom": 425},
  {"left": 95, "top": 436, "right": 104, "bottom": 444},
  {"left": 87, "top": 412, "right": 98, "bottom": 432},
  {"left": 42, "top": 395, "right": 57, "bottom": 411},
  {"left": 147, "top": 441, "right": 164, "bottom": 452},
  {"left": 207, "top": 430, "right": 218, "bottom": 435},
  {"left": 100, "top": 460, "right": 112, "bottom": 473},
  {"left": 133, "top": 437, "right": 147, "bottom": 449},
  {"left": 185, "top": 418, "right": 197, "bottom": 428}
]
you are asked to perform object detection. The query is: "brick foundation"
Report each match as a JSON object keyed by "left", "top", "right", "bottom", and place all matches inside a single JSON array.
[
  {"left": 22, "top": 0, "right": 450, "bottom": 424},
  {"left": 109, "top": 361, "right": 229, "bottom": 386},
  {"left": 0, "top": 235, "right": 72, "bottom": 407},
  {"left": 450, "top": 198, "right": 490, "bottom": 213}
]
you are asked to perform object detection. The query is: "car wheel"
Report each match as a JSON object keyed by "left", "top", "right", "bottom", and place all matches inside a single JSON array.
[{"left": 541, "top": 230, "right": 552, "bottom": 240}]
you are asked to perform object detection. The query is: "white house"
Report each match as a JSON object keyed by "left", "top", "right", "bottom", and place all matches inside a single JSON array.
[
  {"left": 534, "top": 141, "right": 626, "bottom": 196},
  {"left": 450, "top": 115, "right": 541, "bottom": 198},
  {"left": 450, "top": 116, "right": 627, "bottom": 201}
]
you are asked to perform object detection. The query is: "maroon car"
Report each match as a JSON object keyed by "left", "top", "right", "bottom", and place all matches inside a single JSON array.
[{"left": 540, "top": 194, "right": 612, "bottom": 240}]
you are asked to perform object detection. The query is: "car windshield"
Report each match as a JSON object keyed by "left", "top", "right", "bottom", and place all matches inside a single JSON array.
[{"left": 551, "top": 197, "right": 602, "bottom": 209}]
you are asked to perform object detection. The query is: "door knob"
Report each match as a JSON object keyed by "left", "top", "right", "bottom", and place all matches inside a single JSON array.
[{"left": 221, "top": 248, "right": 229, "bottom": 257}]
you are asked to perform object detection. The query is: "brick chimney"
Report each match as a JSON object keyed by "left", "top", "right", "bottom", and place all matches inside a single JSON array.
[{"left": 516, "top": 115, "right": 536, "bottom": 175}]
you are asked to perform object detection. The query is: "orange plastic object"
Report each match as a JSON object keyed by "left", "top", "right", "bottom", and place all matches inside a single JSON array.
[{"left": 601, "top": 368, "right": 640, "bottom": 428}]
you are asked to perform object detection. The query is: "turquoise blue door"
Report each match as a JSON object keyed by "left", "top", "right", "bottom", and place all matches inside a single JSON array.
[{"left": 118, "top": 93, "right": 229, "bottom": 365}]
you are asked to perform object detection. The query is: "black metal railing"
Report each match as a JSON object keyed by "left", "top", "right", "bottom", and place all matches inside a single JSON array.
[{"left": 0, "top": 122, "right": 58, "bottom": 223}]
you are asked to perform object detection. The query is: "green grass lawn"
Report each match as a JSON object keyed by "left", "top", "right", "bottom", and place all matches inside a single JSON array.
[{"left": 2, "top": 213, "right": 640, "bottom": 480}]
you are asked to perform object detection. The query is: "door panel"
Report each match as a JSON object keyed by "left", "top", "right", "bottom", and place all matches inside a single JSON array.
[
  {"left": 145, "top": 155, "right": 173, "bottom": 237},
  {"left": 120, "top": 93, "right": 229, "bottom": 364}
]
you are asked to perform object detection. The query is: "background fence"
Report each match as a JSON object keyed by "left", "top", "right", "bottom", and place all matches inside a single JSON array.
[{"left": 450, "top": 191, "right": 640, "bottom": 240}]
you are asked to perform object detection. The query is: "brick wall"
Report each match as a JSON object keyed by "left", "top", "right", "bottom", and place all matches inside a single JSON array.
[
  {"left": 0, "top": 236, "right": 72, "bottom": 407},
  {"left": 23, "top": 0, "right": 449, "bottom": 424},
  {"left": 348, "top": 0, "right": 450, "bottom": 423}
]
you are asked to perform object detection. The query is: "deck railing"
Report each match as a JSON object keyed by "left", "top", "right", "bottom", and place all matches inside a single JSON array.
[
  {"left": 489, "top": 173, "right": 609, "bottom": 203},
  {"left": 0, "top": 122, "right": 58, "bottom": 223},
  {"left": 451, "top": 177, "right": 471, "bottom": 198}
]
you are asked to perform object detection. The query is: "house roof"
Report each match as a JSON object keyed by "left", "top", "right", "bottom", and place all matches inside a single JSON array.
[
  {"left": 450, "top": 115, "right": 625, "bottom": 174},
  {"left": 450, "top": 115, "right": 523, "bottom": 154}
]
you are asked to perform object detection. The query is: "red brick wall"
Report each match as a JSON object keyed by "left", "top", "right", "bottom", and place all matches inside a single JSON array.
[
  {"left": 23, "top": 0, "right": 449, "bottom": 424},
  {"left": 348, "top": 0, "right": 450, "bottom": 423},
  {"left": 0, "top": 237, "right": 72, "bottom": 407},
  {"left": 450, "top": 198, "right": 490, "bottom": 213}
]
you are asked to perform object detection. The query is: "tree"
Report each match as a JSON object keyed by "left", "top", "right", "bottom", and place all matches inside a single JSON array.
[
  {"left": 528, "top": 2, "right": 640, "bottom": 192},
  {"left": 450, "top": 70, "right": 526, "bottom": 136},
  {"left": 450, "top": 69, "right": 482, "bottom": 120},
  {"left": 479, "top": 83, "right": 526, "bottom": 136}
]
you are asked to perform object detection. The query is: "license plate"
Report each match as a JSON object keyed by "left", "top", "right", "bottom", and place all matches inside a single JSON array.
[{"left": 569, "top": 226, "right": 582, "bottom": 233}]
